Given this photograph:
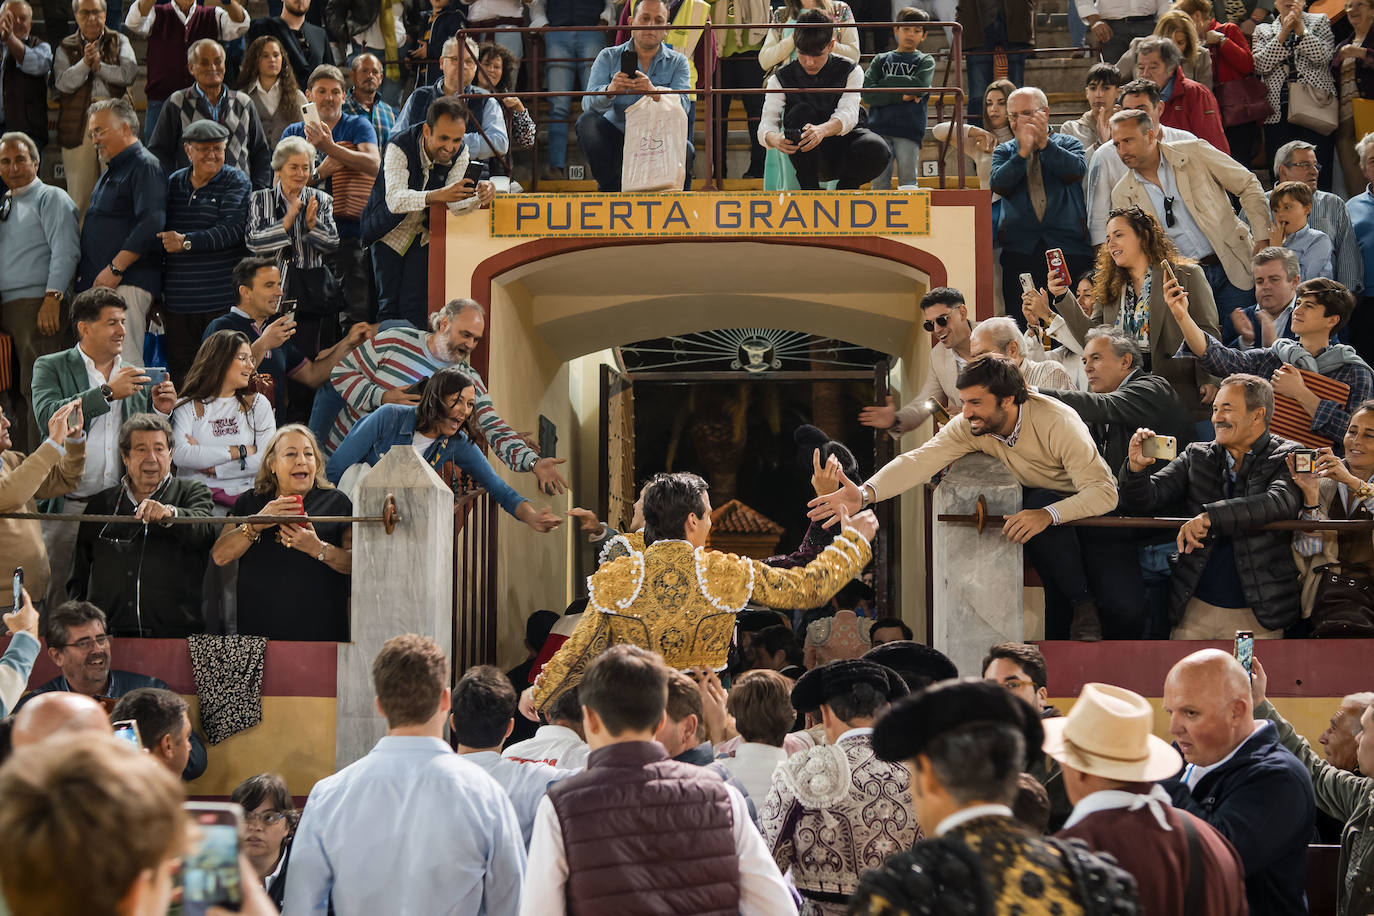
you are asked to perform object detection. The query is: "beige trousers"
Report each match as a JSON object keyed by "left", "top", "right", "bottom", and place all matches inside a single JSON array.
[
  {"left": 1171, "top": 597, "right": 1285, "bottom": 640},
  {"left": 61, "top": 130, "right": 102, "bottom": 222},
  {"left": 114, "top": 285, "right": 153, "bottom": 367}
]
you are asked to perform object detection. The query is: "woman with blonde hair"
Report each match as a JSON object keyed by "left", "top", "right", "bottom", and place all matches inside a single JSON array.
[
  {"left": 1117, "top": 10, "right": 1214, "bottom": 86},
  {"left": 1041, "top": 204, "right": 1222, "bottom": 426},
  {"left": 211, "top": 424, "right": 352, "bottom": 640}
]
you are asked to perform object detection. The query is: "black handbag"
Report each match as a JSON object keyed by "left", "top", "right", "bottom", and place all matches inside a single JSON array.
[
  {"left": 282, "top": 261, "right": 344, "bottom": 319},
  {"left": 1309, "top": 563, "right": 1374, "bottom": 637}
]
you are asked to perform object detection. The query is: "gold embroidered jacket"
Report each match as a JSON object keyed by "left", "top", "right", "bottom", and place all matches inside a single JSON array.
[{"left": 532, "top": 528, "right": 872, "bottom": 710}]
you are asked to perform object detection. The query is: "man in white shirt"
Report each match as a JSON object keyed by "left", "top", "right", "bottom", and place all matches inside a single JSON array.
[
  {"left": 31, "top": 288, "right": 176, "bottom": 609},
  {"left": 123, "top": 0, "right": 248, "bottom": 143},
  {"left": 284, "top": 634, "right": 526, "bottom": 916},
  {"left": 503, "top": 685, "right": 591, "bottom": 769},
  {"left": 758, "top": 10, "right": 889, "bottom": 190},
  {"left": 970, "top": 316, "right": 1075, "bottom": 390},
  {"left": 1076, "top": 0, "right": 1169, "bottom": 61},
  {"left": 362, "top": 94, "right": 492, "bottom": 330},
  {"left": 520, "top": 645, "right": 795, "bottom": 916},
  {"left": 453, "top": 665, "right": 577, "bottom": 845},
  {"left": 858, "top": 286, "right": 976, "bottom": 438},
  {"left": 1085, "top": 79, "right": 1194, "bottom": 246}
]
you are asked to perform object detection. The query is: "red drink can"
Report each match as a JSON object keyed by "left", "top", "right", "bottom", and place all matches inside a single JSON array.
[{"left": 1045, "top": 248, "right": 1072, "bottom": 289}]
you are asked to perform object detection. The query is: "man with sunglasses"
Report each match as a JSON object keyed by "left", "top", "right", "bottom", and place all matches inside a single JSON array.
[
  {"left": 1084, "top": 79, "right": 1194, "bottom": 250},
  {"left": 859, "top": 286, "right": 977, "bottom": 437},
  {"left": 14, "top": 599, "right": 208, "bottom": 779},
  {"left": 1109, "top": 105, "right": 1272, "bottom": 336}
]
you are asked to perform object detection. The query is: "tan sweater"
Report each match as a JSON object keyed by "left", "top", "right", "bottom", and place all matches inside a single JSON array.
[
  {"left": 868, "top": 393, "right": 1118, "bottom": 522},
  {"left": 0, "top": 440, "right": 86, "bottom": 599}
]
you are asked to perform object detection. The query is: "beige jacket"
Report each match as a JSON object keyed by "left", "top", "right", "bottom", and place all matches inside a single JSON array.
[
  {"left": 892, "top": 319, "right": 977, "bottom": 437},
  {"left": 0, "top": 440, "right": 86, "bottom": 599},
  {"left": 1110, "top": 138, "right": 1272, "bottom": 290},
  {"left": 869, "top": 392, "right": 1119, "bottom": 522}
]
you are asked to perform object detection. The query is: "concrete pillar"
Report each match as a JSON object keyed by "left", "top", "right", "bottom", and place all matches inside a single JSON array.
[
  {"left": 932, "top": 454, "right": 1024, "bottom": 678},
  {"left": 336, "top": 446, "right": 454, "bottom": 769}
]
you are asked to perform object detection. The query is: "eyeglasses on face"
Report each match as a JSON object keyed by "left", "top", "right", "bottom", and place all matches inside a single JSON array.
[
  {"left": 58, "top": 634, "right": 112, "bottom": 651},
  {"left": 1286, "top": 160, "right": 1321, "bottom": 173},
  {"left": 923, "top": 311, "right": 962, "bottom": 333},
  {"left": 991, "top": 676, "right": 1036, "bottom": 692},
  {"left": 244, "top": 810, "right": 289, "bottom": 827}
]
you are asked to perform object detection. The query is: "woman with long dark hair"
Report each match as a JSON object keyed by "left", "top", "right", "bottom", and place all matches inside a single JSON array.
[
  {"left": 170, "top": 330, "right": 276, "bottom": 508},
  {"left": 325, "top": 367, "right": 560, "bottom": 533},
  {"left": 239, "top": 36, "right": 305, "bottom": 146},
  {"left": 1050, "top": 206, "right": 1221, "bottom": 427}
]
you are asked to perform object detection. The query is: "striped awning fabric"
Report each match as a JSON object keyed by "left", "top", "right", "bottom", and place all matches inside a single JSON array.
[{"left": 1271, "top": 367, "right": 1350, "bottom": 448}]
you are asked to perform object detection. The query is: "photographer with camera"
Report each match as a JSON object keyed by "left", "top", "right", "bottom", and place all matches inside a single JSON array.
[
  {"left": 361, "top": 95, "right": 492, "bottom": 331},
  {"left": 1166, "top": 275, "right": 1373, "bottom": 453},
  {"left": 759, "top": 8, "right": 890, "bottom": 190},
  {"left": 1118, "top": 374, "right": 1303, "bottom": 640}
]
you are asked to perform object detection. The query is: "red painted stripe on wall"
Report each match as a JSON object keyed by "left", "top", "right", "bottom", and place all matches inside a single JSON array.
[
  {"left": 1041, "top": 639, "right": 1374, "bottom": 698},
  {"left": 2, "top": 638, "right": 338, "bottom": 698}
]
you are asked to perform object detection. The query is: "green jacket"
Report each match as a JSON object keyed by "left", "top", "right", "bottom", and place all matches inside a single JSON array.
[
  {"left": 1258, "top": 699, "right": 1374, "bottom": 916},
  {"left": 31, "top": 345, "right": 157, "bottom": 512}
]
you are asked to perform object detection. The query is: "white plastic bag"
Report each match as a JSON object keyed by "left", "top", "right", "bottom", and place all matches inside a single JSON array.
[{"left": 621, "top": 94, "right": 688, "bottom": 192}]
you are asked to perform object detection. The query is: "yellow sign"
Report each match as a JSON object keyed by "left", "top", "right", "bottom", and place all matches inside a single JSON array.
[{"left": 490, "top": 191, "right": 932, "bottom": 239}]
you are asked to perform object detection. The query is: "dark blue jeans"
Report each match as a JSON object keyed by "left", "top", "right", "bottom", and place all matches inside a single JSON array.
[
  {"left": 966, "top": 20, "right": 1030, "bottom": 126},
  {"left": 372, "top": 240, "right": 430, "bottom": 330},
  {"left": 1201, "top": 261, "right": 1254, "bottom": 336}
]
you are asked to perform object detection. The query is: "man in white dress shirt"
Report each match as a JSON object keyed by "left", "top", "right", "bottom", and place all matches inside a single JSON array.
[
  {"left": 503, "top": 685, "right": 590, "bottom": 769},
  {"left": 453, "top": 665, "right": 577, "bottom": 846},
  {"left": 520, "top": 645, "right": 796, "bottom": 916},
  {"left": 283, "top": 635, "right": 526, "bottom": 916}
]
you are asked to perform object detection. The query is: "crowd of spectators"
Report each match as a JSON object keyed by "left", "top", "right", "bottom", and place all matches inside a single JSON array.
[
  {"left": 0, "top": 573, "right": 1368, "bottom": 915},
  {"left": 3, "top": 1, "right": 1374, "bottom": 911}
]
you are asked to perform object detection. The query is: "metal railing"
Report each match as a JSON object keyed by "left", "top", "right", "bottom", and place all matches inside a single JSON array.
[{"left": 445, "top": 20, "right": 970, "bottom": 191}]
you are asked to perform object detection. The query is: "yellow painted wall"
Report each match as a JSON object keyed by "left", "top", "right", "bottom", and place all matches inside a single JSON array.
[
  {"left": 439, "top": 195, "right": 994, "bottom": 656},
  {"left": 484, "top": 281, "right": 581, "bottom": 669},
  {"left": 184, "top": 696, "right": 337, "bottom": 798}
]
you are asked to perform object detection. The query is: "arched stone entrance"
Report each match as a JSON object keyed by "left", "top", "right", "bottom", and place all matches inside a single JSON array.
[{"left": 429, "top": 189, "right": 993, "bottom": 659}]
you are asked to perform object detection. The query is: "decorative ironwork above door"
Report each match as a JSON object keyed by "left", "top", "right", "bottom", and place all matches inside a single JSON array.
[{"left": 616, "top": 329, "right": 887, "bottom": 375}]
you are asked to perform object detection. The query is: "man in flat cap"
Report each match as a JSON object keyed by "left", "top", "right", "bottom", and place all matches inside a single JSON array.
[
  {"left": 759, "top": 659, "right": 916, "bottom": 914},
  {"left": 1050, "top": 682, "right": 1248, "bottom": 916},
  {"left": 851, "top": 680, "right": 1141, "bottom": 916},
  {"left": 521, "top": 472, "right": 877, "bottom": 718},
  {"left": 157, "top": 117, "right": 250, "bottom": 384}
]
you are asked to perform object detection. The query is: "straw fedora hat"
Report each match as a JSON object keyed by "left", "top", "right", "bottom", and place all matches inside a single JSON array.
[{"left": 1042, "top": 683, "right": 1182, "bottom": 783}]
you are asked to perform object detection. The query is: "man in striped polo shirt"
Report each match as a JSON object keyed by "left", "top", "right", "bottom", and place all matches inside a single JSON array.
[
  {"left": 314, "top": 297, "right": 571, "bottom": 493},
  {"left": 156, "top": 119, "right": 251, "bottom": 385}
]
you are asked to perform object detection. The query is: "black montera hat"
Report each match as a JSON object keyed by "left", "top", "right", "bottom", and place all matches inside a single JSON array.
[
  {"left": 871, "top": 678, "right": 1043, "bottom": 769},
  {"left": 790, "top": 659, "right": 909, "bottom": 712}
]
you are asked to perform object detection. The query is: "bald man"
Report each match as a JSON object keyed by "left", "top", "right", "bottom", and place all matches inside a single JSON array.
[
  {"left": 1160, "top": 649, "right": 1316, "bottom": 916},
  {"left": 11, "top": 691, "right": 112, "bottom": 747}
]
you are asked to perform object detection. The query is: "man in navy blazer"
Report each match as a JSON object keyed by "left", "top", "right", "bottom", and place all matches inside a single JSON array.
[{"left": 991, "top": 86, "right": 1092, "bottom": 332}]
